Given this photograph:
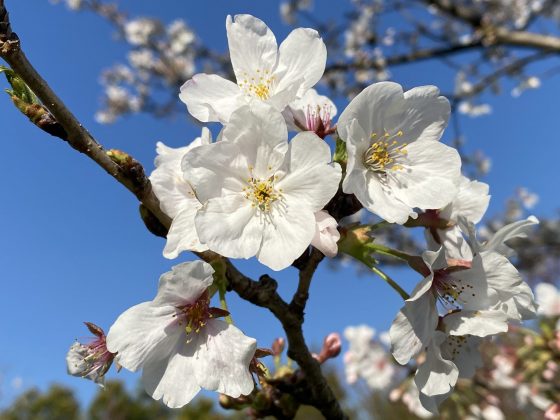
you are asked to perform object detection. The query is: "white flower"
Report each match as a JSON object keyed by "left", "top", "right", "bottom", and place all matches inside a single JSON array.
[
  {"left": 180, "top": 14, "right": 326, "bottom": 124},
  {"left": 426, "top": 176, "right": 490, "bottom": 260},
  {"left": 311, "top": 211, "right": 340, "bottom": 258},
  {"left": 183, "top": 103, "right": 341, "bottom": 270},
  {"left": 106, "top": 261, "right": 256, "bottom": 408},
  {"left": 343, "top": 325, "right": 396, "bottom": 391},
  {"left": 535, "top": 283, "right": 560, "bottom": 317},
  {"left": 282, "top": 88, "right": 336, "bottom": 136},
  {"left": 124, "top": 19, "right": 160, "bottom": 46},
  {"left": 66, "top": 322, "right": 115, "bottom": 386},
  {"left": 390, "top": 245, "right": 531, "bottom": 366},
  {"left": 149, "top": 128, "right": 211, "bottom": 258},
  {"left": 337, "top": 82, "right": 461, "bottom": 224}
]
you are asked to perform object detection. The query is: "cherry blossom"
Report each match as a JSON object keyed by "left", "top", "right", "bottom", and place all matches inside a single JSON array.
[
  {"left": 66, "top": 322, "right": 115, "bottom": 386},
  {"left": 149, "top": 128, "right": 211, "bottom": 257},
  {"left": 180, "top": 14, "right": 326, "bottom": 124},
  {"left": 106, "top": 261, "right": 257, "bottom": 408},
  {"left": 337, "top": 82, "right": 461, "bottom": 224},
  {"left": 182, "top": 103, "right": 341, "bottom": 270}
]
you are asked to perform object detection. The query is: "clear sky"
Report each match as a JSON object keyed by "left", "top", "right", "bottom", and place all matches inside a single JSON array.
[{"left": 0, "top": 0, "right": 558, "bottom": 409}]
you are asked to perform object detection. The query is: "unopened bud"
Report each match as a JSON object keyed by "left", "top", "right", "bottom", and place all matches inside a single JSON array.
[
  {"left": 315, "top": 332, "right": 342, "bottom": 364},
  {"left": 272, "top": 337, "right": 285, "bottom": 356},
  {"left": 545, "top": 403, "right": 560, "bottom": 420}
]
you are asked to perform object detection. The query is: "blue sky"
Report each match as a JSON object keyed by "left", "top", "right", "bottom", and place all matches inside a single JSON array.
[{"left": 0, "top": 0, "right": 558, "bottom": 409}]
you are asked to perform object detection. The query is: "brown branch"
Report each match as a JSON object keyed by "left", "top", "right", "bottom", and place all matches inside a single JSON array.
[
  {"left": 423, "top": 0, "right": 483, "bottom": 28},
  {"left": 224, "top": 264, "right": 346, "bottom": 419},
  {"left": 0, "top": 2, "right": 345, "bottom": 418}
]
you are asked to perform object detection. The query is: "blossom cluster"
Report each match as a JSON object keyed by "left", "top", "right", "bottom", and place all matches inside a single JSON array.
[{"left": 65, "top": 13, "right": 541, "bottom": 415}]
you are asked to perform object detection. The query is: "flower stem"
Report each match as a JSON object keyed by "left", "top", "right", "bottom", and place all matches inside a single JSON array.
[
  {"left": 370, "top": 266, "right": 410, "bottom": 300},
  {"left": 219, "top": 287, "right": 233, "bottom": 324},
  {"left": 367, "top": 243, "right": 430, "bottom": 277}
]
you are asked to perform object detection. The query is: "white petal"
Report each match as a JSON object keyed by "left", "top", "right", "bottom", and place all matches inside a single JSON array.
[
  {"left": 398, "top": 85, "right": 451, "bottom": 143},
  {"left": 441, "top": 335, "right": 483, "bottom": 379},
  {"left": 363, "top": 170, "right": 416, "bottom": 223},
  {"left": 277, "top": 132, "right": 341, "bottom": 212},
  {"left": 195, "top": 194, "right": 262, "bottom": 260},
  {"left": 194, "top": 319, "right": 256, "bottom": 397},
  {"left": 443, "top": 310, "right": 508, "bottom": 337},
  {"left": 275, "top": 28, "right": 326, "bottom": 97},
  {"left": 179, "top": 73, "right": 245, "bottom": 123},
  {"left": 390, "top": 140, "right": 461, "bottom": 210},
  {"left": 444, "top": 176, "right": 490, "bottom": 224},
  {"left": 257, "top": 204, "right": 316, "bottom": 270},
  {"left": 479, "top": 251, "right": 523, "bottom": 304},
  {"left": 151, "top": 151, "right": 194, "bottom": 219},
  {"left": 163, "top": 206, "right": 208, "bottom": 259},
  {"left": 222, "top": 102, "right": 288, "bottom": 179},
  {"left": 337, "top": 82, "right": 405, "bottom": 142},
  {"left": 482, "top": 215, "right": 539, "bottom": 257},
  {"left": 182, "top": 140, "right": 248, "bottom": 203},
  {"left": 106, "top": 302, "right": 179, "bottom": 372},
  {"left": 311, "top": 211, "right": 340, "bottom": 257},
  {"left": 535, "top": 283, "right": 560, "bottom": 316},
  {"left": 153, "top": 261, "right": 214, "bottom": 307},
  {"left": 414, "top": 332, "right": 459, "bottom": 397},
  {"left": 226, "top": 14, "right": 278, "bottom": 83},
  {"left": 142, "top": 340, "right": 201, "bottom": 408},
  {"left": 390, "top": 292, "right": 438, "bottom": 365}
]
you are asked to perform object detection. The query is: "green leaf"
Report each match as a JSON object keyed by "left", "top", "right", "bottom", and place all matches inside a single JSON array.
[{"left": 0, "top": 65, "right": 39, "bottom": 104}]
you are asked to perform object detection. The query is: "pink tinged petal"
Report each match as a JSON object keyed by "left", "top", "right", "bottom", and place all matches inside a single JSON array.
[
  {"left": 275, "top": 28, "right": 327, "bottom": 97},
  {"left": 311, "top": 211, "right": 340, "bottom": 257},
  {"left": 390, "top": 140, "right": 461, "bottom": 210},
  {"left": 257, "top": 204, "right": 316, "bottom": 271},
  {"left": 163, "top": 206, "right": 208, "bottom": 259},
  {"left": 193, "top": 319, "right": 257, "bottom": 397},
  {"left": 443, "top": 310, "right": 508, "bottom": 337},
  {"left": 106, "top": 302, "right": 179, "bottom": 372},
  {"left": 276, "top": 132, "right": 341, "bottom": 212},
  {"left": 222, "top": 103, "right": 288, "bottom": 179},
  {"left": 179, "top": 73, "right": 245, "bottom": 123},
  {"left": 226, "top": 15, "right": 279, "bottom": 84},
  {"left": 414, "top": 331, "right": 459, "bottom": 397},
  {"left": 195, "top": 194, "right": 262, "bottom": 260},
  {"left": 390, "top": 292, "right": 438, "bottom": 365},
  {"left": 337, "top": 82, "right": 405, "bottom": 142},
  {"left": 153, "top": 261, "right": 214, "bottom": 307},
  {"left": 482, "top": 215, "right": 539, "bottom": 257},
  {"left": 141, "top": 341, "right": 201, "bottom": 408}
]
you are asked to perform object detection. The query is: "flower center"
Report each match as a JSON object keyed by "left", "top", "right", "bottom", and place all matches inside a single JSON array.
[
  {"left": 244, "top": 174, "right": 282, "bottom": 212},
  {"left": 175, "top": 291, "right": 211, "bottom": 338},
  {"left": 433, "top": 269, "right": 476, "bottom": 311},
  {"left": 363, "top": 131, "right": 407, "bottom": 172},
  {"left": 238, "top": 69, "right": 275, "bottom": 100}
]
